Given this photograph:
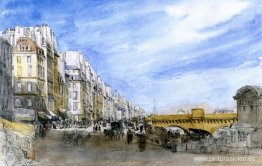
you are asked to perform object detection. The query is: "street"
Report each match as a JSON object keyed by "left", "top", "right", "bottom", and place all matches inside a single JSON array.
[
  {"left": 31, "top": 129, "right": 262, "bottom": 166},
  {"left": 32, "top": 129, "right": 175, "bottom": 166}
]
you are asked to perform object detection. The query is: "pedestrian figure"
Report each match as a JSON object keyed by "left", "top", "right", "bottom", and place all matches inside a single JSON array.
[
  {"left": 161, "top": 131, "right": 169, "bottom": 149},
  {"left": 52, "top": 122, "right": 57, "bottom": 129},
  {"left": 137, "top": 133, "right": 147, "bottom": 152},
  {"left": 73, "top": 131, "right": 79, "bottom": 146},
  {"left": 39, "top": 123, "right": 44, "bottom": 137},
  {"left": 140, "top": 125, "right": 143, "bottom": 133},
  {"left": 127, "top": 129, "right": 133, "bottom": 144},
  {"left": 170, "top": 135, "right": 178, "bottom": 152},
  {"left": 95, "top": 125, "right": 98, "bottom": 132},
  {"left": 98, "top": 125, "right": 101, "bottom": 132},
  {"left": 41, "top": 123, "right": 47, "bottom": 137}
]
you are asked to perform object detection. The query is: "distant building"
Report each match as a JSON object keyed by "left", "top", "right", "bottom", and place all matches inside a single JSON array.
[
  {"left": 213, "top": 108, "right": 233, "bottom": 114},
  {"left": 57, "top": 53, "right": 69, "bottom": 119},
  {"left": 0, "top": 37, "right": 13, "bottom": 120},
  {"left": 64, "top": 51, "right": 89, "bottom": 122}
]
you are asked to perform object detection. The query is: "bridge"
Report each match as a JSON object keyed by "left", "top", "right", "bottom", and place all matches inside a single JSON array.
[{"left": 147, "top": 108, "right": 237, "bottom": 134}]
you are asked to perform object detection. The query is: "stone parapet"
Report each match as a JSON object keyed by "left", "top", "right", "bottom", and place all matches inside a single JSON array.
[{"left": 0, "top": 118, "right": 35, "bottom": 166}]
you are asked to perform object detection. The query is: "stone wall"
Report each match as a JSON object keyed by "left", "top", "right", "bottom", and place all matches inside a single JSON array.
[{"left": 0, "top": 119, "right": 35, "bottom": 166}]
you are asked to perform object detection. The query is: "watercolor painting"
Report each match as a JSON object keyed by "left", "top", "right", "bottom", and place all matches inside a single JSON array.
[{"left": 1, "top": 0, "right": 262, "bottom": 165}]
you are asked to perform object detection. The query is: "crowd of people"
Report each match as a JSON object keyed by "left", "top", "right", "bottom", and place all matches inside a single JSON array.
[
  {"left": 36, "top": 119, "right": 149, "bottom": 152},
  {"left": 93, "top": 122, "right": 102, "bottom": 132}
]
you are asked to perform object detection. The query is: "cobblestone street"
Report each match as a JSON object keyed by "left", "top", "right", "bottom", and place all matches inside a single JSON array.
[
  {"left": 30, "top": 129, "right": 262, "bottom": 166},
  {"left": 32, "top": 129, "right": 176, "bottom": 166}
]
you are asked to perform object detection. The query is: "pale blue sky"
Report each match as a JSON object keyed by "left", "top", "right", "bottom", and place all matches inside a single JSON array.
[{"left": 1, "top": 0, "right": 262, "bottom": 113}]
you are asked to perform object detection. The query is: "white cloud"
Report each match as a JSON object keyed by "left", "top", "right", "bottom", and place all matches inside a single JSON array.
[
  {"left": 60, "top": 0, "right": 258, "bottom": 113},
  {"left": 136, "top": 0, "right": 250, "bottom": 54},
  {"left": 134, "top": 58, "right": 262, "bottom": 112}
]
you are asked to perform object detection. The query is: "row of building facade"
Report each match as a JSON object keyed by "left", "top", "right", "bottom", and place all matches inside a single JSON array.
[{"left": 0, "top": 24, "right": 145, "bottom": 124}]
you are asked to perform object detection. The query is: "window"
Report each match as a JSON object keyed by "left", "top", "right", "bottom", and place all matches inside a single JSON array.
[
  {"left": 27, "top": 56, "right": 31, "bottom": 63},
  {"left": 73, "top": 91, "right": 78, "bottom": 100},
  {"left": 27, "top": 82, "right": 32, "bottom": 92},
  {"left": 68, "top": 103, "right": 71, "bottom": 110},
  {"left": 73, "top": 102, "right": 78, "bottom": 111},
  {"left": 15, "top": 99, "right": 21, "bottom": 107},
  {"left": 243, "top": 133, "right": 247, "bottom": 141},
  {"left": 17, "top": 66, "right": 22, "bottom": 76},
  {"left": 17, "top": 82, "right": 22, "bottom": 92},
  {"left": 231, "top": 131, "right": 236, "bottom": 143},
  {"left": 73, "top": 83, "right": 76, "bottom": 89},
  {"left": 28, "top": 66, "right": 32, "bottom": 76},
  {"left": 27, "top": 98, "right": 32, "bottom": 107},
  {"left": 17, "top": 56, "right": 21, "bottom": 64},
  {"left": 42, "top": 68, "right": 45, "bottom": 78},
  {"left": 41, "top": 37, "right": 45, "bottom": 45},
  {"left": 238, "top": 131, "right": 242, "bottom": 142},
  {"left": 38, "top": 66, "right": 41, "bottom": 77},
  {"left": 5, "top": 99, "right": 8, "bottom": 109},
  {"left": 59, "top": 86, "right": 63, "bottom": 95},
  {"left": 69, "top": 91, "right": 72, "bottom": 98}
]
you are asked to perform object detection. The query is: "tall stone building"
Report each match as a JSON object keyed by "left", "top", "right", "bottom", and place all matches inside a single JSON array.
[
  {"left": 57, "top": 53, "right": 69, "bottom": 119},
  {"left": 104, "top": 85, "right": 114, "bottom": 121},
  {"left": 53, "top": 52, "right": 60, "bottom": 115},
  {"left": 0, "top": 37, "right": 13, "bottom": 120},
  {"left": 12, "top": 37, "right": 46, "bottom": 122},
  {"left": 83, "top": 61, "right": 93, "bottom": 122},
  {"left": 64, "top": 51, "right": 89, "bottom": 122},
  {"left": 95, "top": 76, "right": 105, "bottom": 121},
  {"left": 233, "top": 85, "right": 262, "bottom": 148},
  {"left": 90, "top": 66, "right": 98, "bottom": 121},
  {"left": 2, "top": 25, "right": 59, "bottom": 116}
]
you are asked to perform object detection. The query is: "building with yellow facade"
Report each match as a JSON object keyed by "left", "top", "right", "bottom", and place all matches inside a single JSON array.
[
  {"left": 12, "top": 37, "right": 46, "bottom": 118},
  {"left": 53, "top": 52, "right": 60, "bottom": 115},
  {"left": 2, "top": 25, "right": 59, "bottom": 118}
]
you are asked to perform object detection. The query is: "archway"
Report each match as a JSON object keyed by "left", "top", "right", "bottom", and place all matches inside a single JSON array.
[{"left": 188, "top": 128, "right": 211, "bottom": 140}]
